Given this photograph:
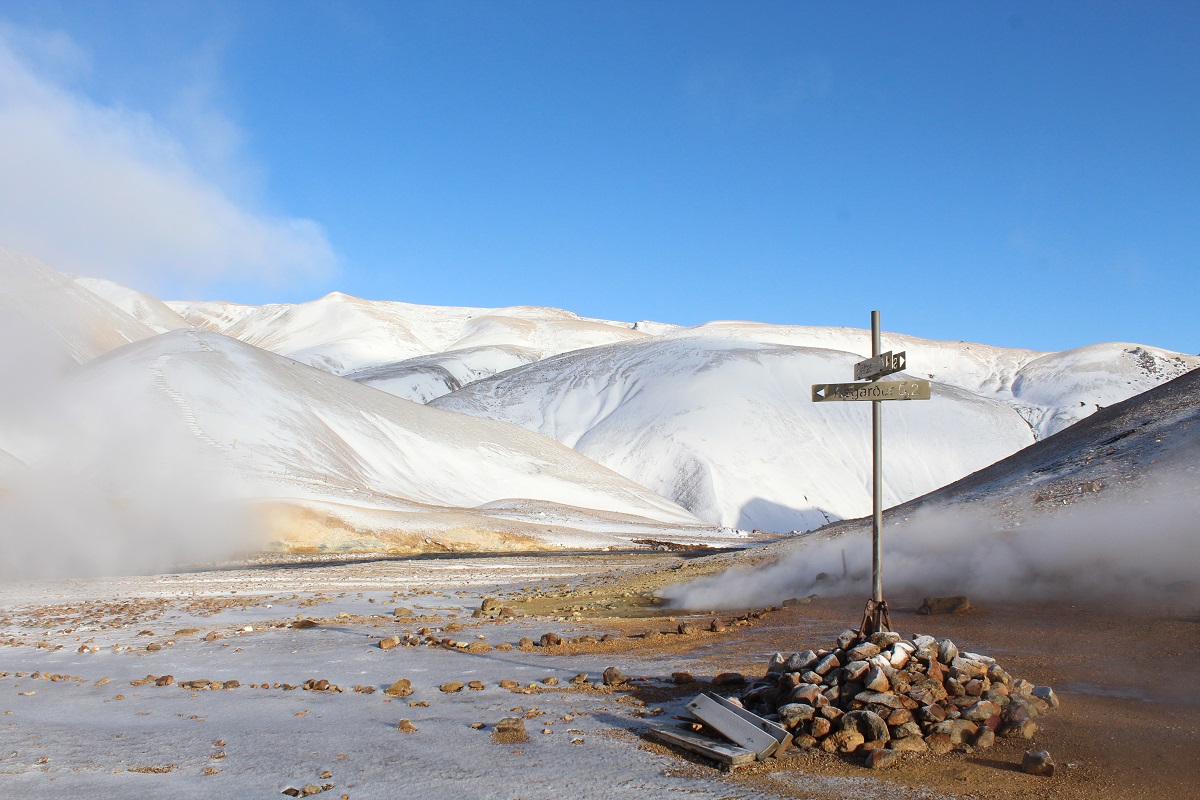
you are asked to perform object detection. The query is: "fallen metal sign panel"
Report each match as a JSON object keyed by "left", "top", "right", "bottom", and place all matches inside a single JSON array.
[
  {"left": 685, "top": 694, "right": 780, "bottom": 757},
  {"left": 812, "top": 379, "right": 931, "bottom": 402},
  {"left": 702, "top": 692, "right": 793, "bottom": 752},
  {"left": 853, "top": 350, "right": 907, "bottom": 381},
  {"left": 646, "top": 726, "right": 756, "bottom": 767}
]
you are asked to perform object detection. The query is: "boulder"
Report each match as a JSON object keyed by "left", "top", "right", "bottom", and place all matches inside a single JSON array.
[
  {"left": 937, "top": 639, "right": 959, "bottom": 664},
  {"left": 838, "top": 710, "right": 890, "bottom": 743},
  {"left": 602, "top": 667, "right": 627, "bottom": 686}
]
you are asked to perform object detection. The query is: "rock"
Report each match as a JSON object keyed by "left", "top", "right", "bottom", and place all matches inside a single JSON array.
[
  {"left": 204, "top": 632, "right": 220, "bottom": 642},
  {"left": 964, "top": 679, "right": 985, "bottom": 697},
  {"left": 393, "top": 607, "right": 413, "bottom": 617},
  {"left": 843, "top": 710, "right": 891, "bottom": 743},
  {"left": 539, "top": 632, "right": 563, "bottom": 647},
  {"left": 602, "top": 667, "right": 627, "bottom": 686},
  {"left": 845, "top": 642, "right": 880, "bottom": 662},
  {"left": 869, "top": 632, "right": 901, "bottom": 649},
  {"left": 842, "top": 660, "right": 869, "bottom": 682},
  {"left": 891, "top": 721, "right": 923, "bottom": 740},
  {"left": 889, "top": 735, "right": 929, "bottom": 753},
  {"left": 480, "top": 597, "right": 502, "bottom": 615},
  {"left": 1022, "top": 749, "right": 1054, "bottom": 777},
  {"left": 466, "top": 641, "right": 491, "bottom": 653},
  {"left": 493, "top": 717, "right": 528, "bottom": 743},
  {"left": 836, "top": 629, "right": 860, "bottom": 650},
  {"left": 925, "top": 733, "right": 953, "bottom": 755},
  {"left": 792, "top": 733, "right": 819, "bottom": 750},
  {"left": 916, "top": 703, "right": 946, "bottom": 724},
  {"left": 468, "top": 680, "right": 485, "bottom": 691},
  {"left": 786, "top": 650, "right": 818, "bottom": 672},
  {"left": 855, "top": 691, "right": 904, "bottom": 710},
  {"left": 155, "top": 675, "right": 174, "bottom": 687},
  {"left": 518, "top": 637, "right": 534, "bottom": 649},
  {"left": 1032, "top": 686, "right": 1059, "bottom": 708},
  {"left": 571, "top": 673, "right": 591, "bottom": 685},
  {"left": 499, "top": 680, "right": 520, "bottom": 690},
  {"left": 379, "top": 637, "right": 401, "bottom": 650},
  {"left": 963, "top": 700, "right": 997, "bottom": 722},
  {"left": 677, "top": 622, "right": 697, "bottom": 636},
  {"left": 813, "top": 653, "right": 841, "bottom": 676},
  {"left": 396, "top": 719, "right": 417, "bottom": 733},
  {"left": 672, "top": 671, "right": 695, "bottom": 685},
  {"left": 931, "top": 719, "right": 978, "bottom": 745},
  {"left": 709, "top": 618, "right": 726, "bottom": 633},
  {"left": 782, "top": 594, "right": 818, "bottom": 606},
  {"left": 972, "top": 727, "right": 996, "bottom": 750},
  {"left": 828, "top": 728, "right": 865, "bottom": 754},
  {"left": 789, "top": 684, "right": 823, "bottom": 705},
  {"left": 767, "top": 653, "right": 788, "bottom": 673},
  {"left": 888, "top": 648, "right": 911, "bottom": 670},
  {"left": 918, "top": 596, "right": 972, "bottom": 615},
  {"left": 440, "top": 681, "right": 464, "bottom": 693},
  {"left": 886, "top": 708, "right": 914, "bottom": 726},
  {"left": 712, "top": 672, "right": 745, "bottom": 687},
  {"left": 937, "top": 639, "right": 958, "bottom": 664},
  {"left": 1001, "top": 719, "right": 1038, "bottom": 740},
  {"left": 778, "top": 703, "right": 816, "bottom": 729},
  {"left": 864, "top": 748, "right": 901, "bottom": 769},
  {"left": 809, "top": 717, "right": 832, "bottom": 738},
  {"left": 541, "top": 677, "right": 559, "bottom": 687},
  {"left": 863, "top": 667, "right": 890, "bottom": 693}
]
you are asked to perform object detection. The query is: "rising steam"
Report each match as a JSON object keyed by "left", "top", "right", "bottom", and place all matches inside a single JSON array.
[
  {"left": 660, "top": 478, "right": 1200, "bottom": 611},
  {"left": 0, "top": 311, "right": 257, "bottom": 579}
]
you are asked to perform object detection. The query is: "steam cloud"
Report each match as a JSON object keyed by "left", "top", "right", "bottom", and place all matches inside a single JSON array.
[
  {"left": 0, "top": 25, "right": 335, "bottom": 292},
  {"left": 660, "top": 480, "right": 1200, "bottom": 611},
  {"left": 0, "top": 311, "right": 258, "bottom": 579}
]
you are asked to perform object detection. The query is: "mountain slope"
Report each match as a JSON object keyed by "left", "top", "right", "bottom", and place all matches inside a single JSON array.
[
  {"left": 0, "top": 250, "right": 156, "bottom": 363},
  {"left": 433, "top": 335, "right": 1036, "bottom": 533},
  {"left": 72, "top": 329, "right": 729, "bottom": 551},
  {"left": 168, "top": 292, "right": 659, "bottom": 384}
]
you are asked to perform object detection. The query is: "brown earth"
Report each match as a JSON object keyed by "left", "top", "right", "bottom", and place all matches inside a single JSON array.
[{"left": 520, "top": 557, "right": 1200, "bottom": 800}]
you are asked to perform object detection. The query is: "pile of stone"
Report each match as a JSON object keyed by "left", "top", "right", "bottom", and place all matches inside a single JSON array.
[{"left": 731, "top": 629, "right": 1057, "bottom": 764}]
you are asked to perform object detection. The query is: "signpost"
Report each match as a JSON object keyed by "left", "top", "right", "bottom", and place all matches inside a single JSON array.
[{"left": 812, "top": 311, "right": 931, "bottom": 636}]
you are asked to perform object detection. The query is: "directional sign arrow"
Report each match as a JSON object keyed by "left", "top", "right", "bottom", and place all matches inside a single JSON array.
[
  {"left": 811, "top": 379, "right": 931, "bottom": 402},
  {"left": 853, "top": 350, "right": 907, "bottom": 382}
]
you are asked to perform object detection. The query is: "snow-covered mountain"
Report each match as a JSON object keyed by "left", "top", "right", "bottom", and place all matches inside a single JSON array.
[
  {"left": 430, "top": 336, "right": 1036, "bottom": 532},
  {"left": 5, "top": 251, "right": 1194, "bottom": 551},
  {"left": 63, "top": 328, "right": 727, "bottom": 551},
  {"left": 167, "top": 292, "right": 661, "bottom": 387},
  {"left": 0, "top": 250, "right": 157, "bottom": 363}
]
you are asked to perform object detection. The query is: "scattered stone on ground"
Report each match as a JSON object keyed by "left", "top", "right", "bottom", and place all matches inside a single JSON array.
[
  {"left": 918, "top": 596, "right": 973, "bottom": 615},
  {"left": 396, "top": 719, "right": 417, "bottom": 734},
  {"left": 1023, "top": 749, "right": 1055, "bottom": 776},
  {"left": 493, "top": 717, "right": 528, "bottom": 743}
]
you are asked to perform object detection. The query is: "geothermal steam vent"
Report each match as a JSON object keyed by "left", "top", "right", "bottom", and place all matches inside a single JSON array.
[{"left": 656, "top": 628, "right": 1057, "bottom": 770}]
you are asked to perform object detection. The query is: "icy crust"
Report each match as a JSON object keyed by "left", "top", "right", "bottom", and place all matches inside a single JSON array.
[
  {"left": 433, "top": 337, "right": 1035, "bottom": 532},
  {"left": 72, "top": 329, "right": 730, "bottom": 550},
  {"left": 0, "top": 250, "right": 157, "bottom": 363}
]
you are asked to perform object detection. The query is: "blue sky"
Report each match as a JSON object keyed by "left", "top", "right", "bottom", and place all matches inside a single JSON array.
[{"left": 0, "top": 1, "right": 1196, "bottom": 353}]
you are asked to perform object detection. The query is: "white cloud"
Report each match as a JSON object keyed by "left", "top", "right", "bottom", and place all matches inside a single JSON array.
[{"left": 0, "top": 26, "right": 335, "bottom": 289}]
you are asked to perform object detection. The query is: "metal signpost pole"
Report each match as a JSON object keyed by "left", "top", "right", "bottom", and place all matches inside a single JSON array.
[
  {"left": 812, "top": 314, "right": 926, "bottom": 636},
  {"left": 871, "top": 310, "right": 883, "bottom": 610}
]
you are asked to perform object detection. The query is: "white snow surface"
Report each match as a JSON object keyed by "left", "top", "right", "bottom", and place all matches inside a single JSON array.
[
  {"left": 72, "top": 275, "right": 190, "bottom": 334},
  {"left": 433, "top": 336, "right": 1037, "bottom": 532},
  {"left": 168, "top": 292, "right": 658, "bottom": 385},
  {"left": 0, "top": 250, "right": 157, "bottom": 363},
  {"left": 71, "top": 328, "right": 725, "bottom": 550}
]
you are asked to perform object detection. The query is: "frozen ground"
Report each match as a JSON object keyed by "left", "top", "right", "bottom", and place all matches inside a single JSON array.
[{"left": 0, "top": 553, "right": 802, "bottom": 800}]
